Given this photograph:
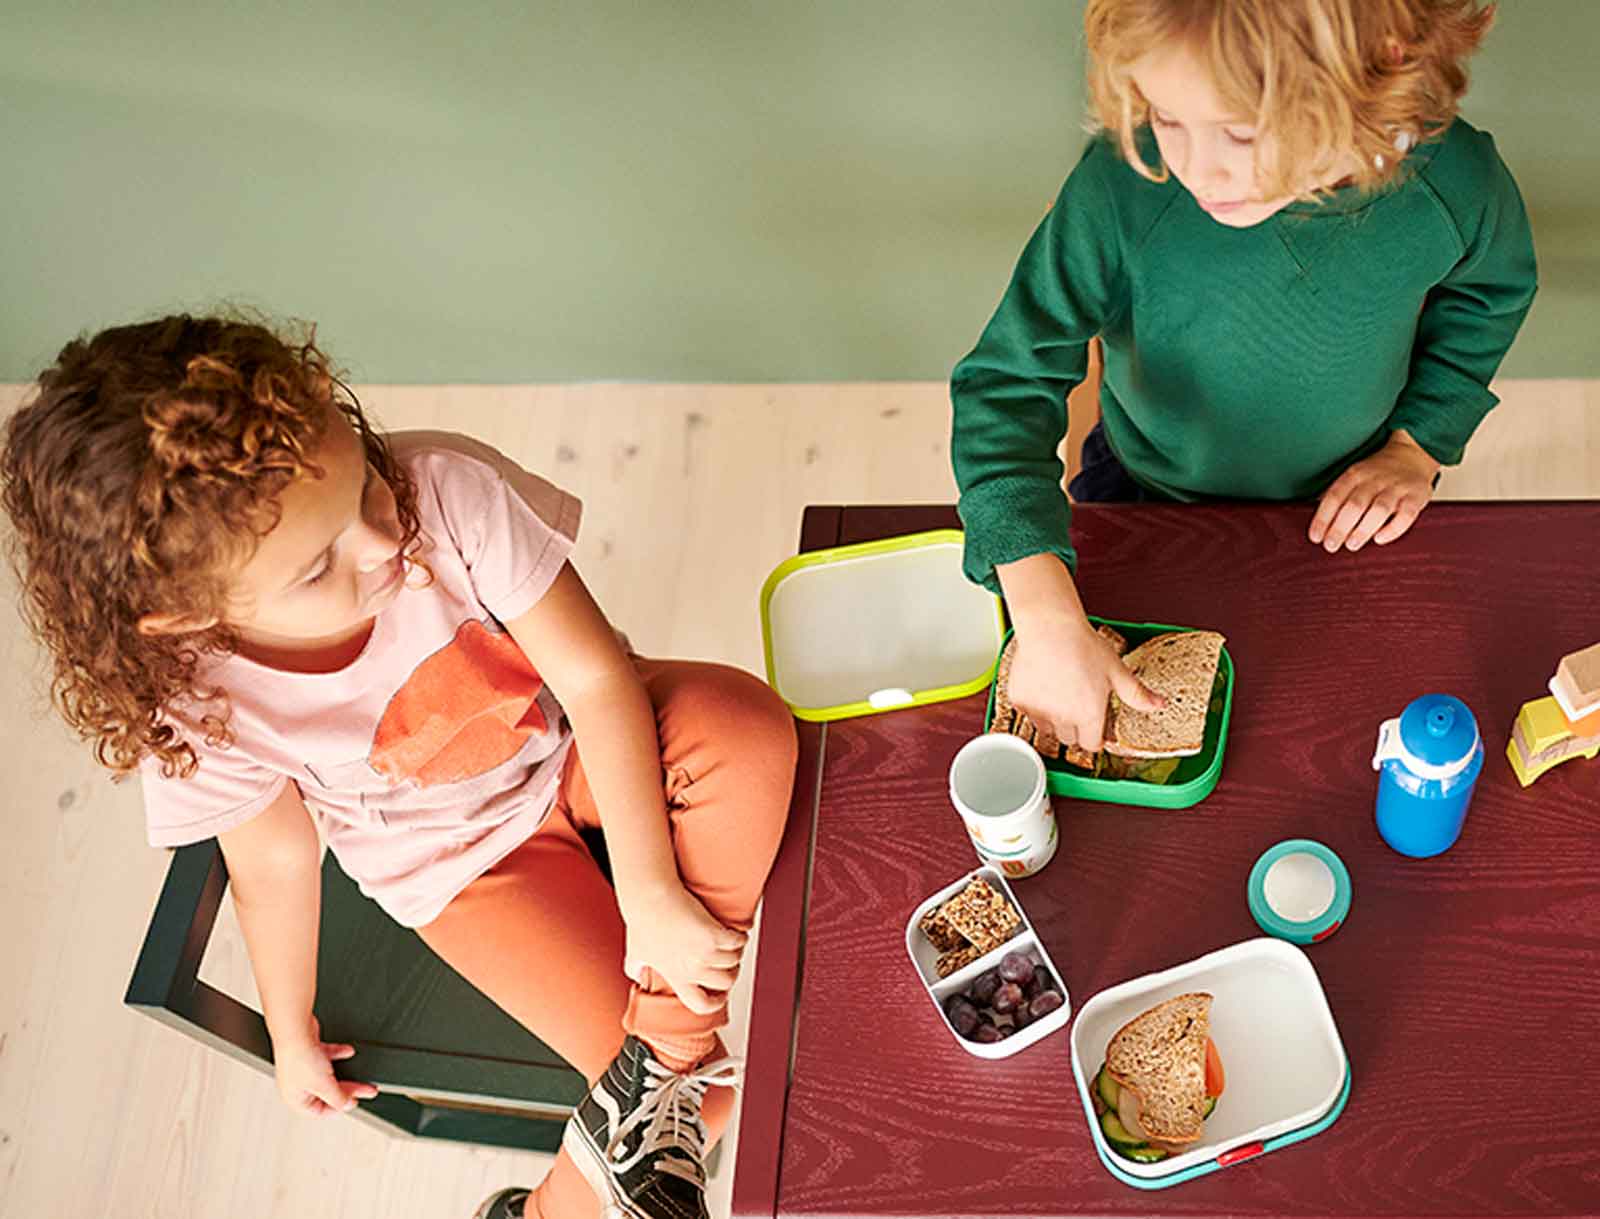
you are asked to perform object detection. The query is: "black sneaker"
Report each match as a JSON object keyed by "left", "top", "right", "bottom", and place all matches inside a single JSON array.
[
  {"left": 471, "top": 1187, "right": 529, "bottom": 1219},
  {"left": 563, "top": 1035, "right": 741, "bottom": 1219}
]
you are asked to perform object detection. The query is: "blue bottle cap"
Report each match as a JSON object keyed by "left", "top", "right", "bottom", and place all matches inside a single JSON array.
[
  {"left": 1396, "top": 694, "right": 1479, "bottom": 770},
  {"left": 1248, "top": 840, "right": 1352, "bottom": 945}
]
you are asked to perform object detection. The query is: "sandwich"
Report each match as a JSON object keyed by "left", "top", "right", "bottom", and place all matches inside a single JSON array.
[
  {"left": 991, "top": 626, "right": 1225, "bottom": 776},
  {"left": 991, "top": 625, "right": 1127, "bottom": 769},
  {"left": 1103, "top": 631, "right": 1226, "bottom": 759},
  {"left": 1090, "top": 992, "right": 1224, "bottom": 1163}
]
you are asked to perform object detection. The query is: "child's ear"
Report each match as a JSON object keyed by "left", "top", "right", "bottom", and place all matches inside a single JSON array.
[{"left": 137, "top": 610, "right": 219, "bottom": 637}]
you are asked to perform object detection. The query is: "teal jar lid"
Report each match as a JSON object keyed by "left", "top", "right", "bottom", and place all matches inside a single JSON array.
[{"left": 1247, "top": 840, "right": 1351, "bottom": 945}]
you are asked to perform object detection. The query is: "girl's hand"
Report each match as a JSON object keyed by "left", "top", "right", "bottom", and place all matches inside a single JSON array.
[
  {"left": 1310, "top": 430, "right": 1440, "bottom": 553},
  {"left": 272, "top": 1017, "right": 379, "bottom": 1116},
  {"left": 620, "top": 883, "right": 747, "bottom": 1017},
  {"left": 1008, "top": 615, "right": 1163, "bottom": 753}
]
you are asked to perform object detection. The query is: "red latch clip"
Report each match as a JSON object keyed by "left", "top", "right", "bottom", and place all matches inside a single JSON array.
[
  {"left": 1218, "top": 1142, "right": 1265, "bottom": 1167},
  {"left": 1312, "top": 920, "right": 1342, "bottom": 942}
]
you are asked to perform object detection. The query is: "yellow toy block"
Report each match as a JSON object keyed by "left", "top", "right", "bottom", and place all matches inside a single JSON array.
[
  {"left": 1518, "top": 696, "right": 1573, "bottom": 756},
  {"left": 1507, "top": 696, "right": 1600, "bottom": 787},
  {"left": 1506, "top": 737, "right": 1535, "bottom": 786}
]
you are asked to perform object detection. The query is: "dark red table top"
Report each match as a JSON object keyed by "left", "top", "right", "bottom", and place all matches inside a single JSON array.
[{"left": 733, "top": 502, "right": 1600, "bottom": 1218}]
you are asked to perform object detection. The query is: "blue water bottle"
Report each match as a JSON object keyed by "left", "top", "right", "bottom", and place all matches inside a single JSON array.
[{"left": 1371, "top": 694, "right": 1484, "bottom": 857}]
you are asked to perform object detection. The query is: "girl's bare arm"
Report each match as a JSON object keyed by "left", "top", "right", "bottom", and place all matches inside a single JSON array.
[
  {"left": 218, "top": 783, "right": 377, "bottom": 1114},
  {"left": 218, "top": 782, "right": 324, "bottom": 1048}
]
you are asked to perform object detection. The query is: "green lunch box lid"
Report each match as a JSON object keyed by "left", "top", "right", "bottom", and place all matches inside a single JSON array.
[
  {"left": 760, "top": 529, "right": 1006, "bottom": 722},
  {"left": 982, "top": 619, "right": 1235, "bottom": 810}
]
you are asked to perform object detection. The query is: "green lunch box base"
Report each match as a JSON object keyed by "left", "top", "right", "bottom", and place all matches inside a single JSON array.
[
  {"left": 983, "top": 618, "right": 1235, "bottom": 809},
  {"left": 1091, "top": 1064, "right": 1351, "bottom": 1190}
]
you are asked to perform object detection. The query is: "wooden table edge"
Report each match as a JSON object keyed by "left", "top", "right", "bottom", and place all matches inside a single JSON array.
[{"left": 731, "top": 507, "right": 842, "bottom": 1219}]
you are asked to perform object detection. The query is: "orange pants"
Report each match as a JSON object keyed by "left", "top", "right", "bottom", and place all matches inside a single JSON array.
[{"left": 419, "top": 657, "right": 797, "bottom": 1219}]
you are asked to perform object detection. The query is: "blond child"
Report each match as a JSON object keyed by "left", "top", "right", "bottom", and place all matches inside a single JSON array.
[
  {"left": 952, "top": 0, "right": 1535, "bottom": 751},
  {"left": 1, "top": 315, "right": 797, "bottom": 1219}
]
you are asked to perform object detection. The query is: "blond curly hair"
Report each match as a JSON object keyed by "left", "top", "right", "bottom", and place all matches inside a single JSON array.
[{"left": 1084, "top": 0, "right": 1496, "bottom": 200}]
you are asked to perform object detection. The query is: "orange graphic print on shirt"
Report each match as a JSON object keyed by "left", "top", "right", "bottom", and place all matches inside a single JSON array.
[{"left": 369, "top": 620, "right": 549, "bottom": 787}]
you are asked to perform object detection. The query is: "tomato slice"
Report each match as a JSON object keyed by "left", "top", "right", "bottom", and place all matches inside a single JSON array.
[{"left": 1204, "top": 1036, "right": 1225, "bottom": 1099}]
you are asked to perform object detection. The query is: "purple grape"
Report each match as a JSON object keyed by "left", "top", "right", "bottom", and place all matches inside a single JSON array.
[
  {"left": 1032, "top": 967, "right": 1056, "bottom": 995},
  {"left": 1012, "top": 1001, "right": 1035, "bottom": 1029},
  {"left": 991, "top": 982, "right": 1025, "bottom": 1014},
  {"left": 998, "top": 952, "right": 1036, "bottom": 986},
  {"left": 944, "top": 995, "right": 981, "bottom": 1037},
  {"left": 1028, "top": 989, "right": 1065, "bottom": 1020},
  {"left": 971, "top": 1022, "right": 1003, "bottom": 1044},
  {"left": 969, "top": 967, "right": 1002, "bottom": 1005}
]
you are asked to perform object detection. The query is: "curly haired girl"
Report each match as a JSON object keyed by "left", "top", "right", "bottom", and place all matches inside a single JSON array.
[{"left": 1, "top": 314, "right": 796, "bottom": 1219}]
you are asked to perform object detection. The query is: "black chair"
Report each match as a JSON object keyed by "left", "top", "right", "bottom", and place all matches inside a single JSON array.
[{"left": 125, "top": 835, "right": 606, "bottom": 1152}]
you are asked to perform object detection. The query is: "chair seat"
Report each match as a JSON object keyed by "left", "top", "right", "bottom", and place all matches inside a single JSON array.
[
  {"left": 128, "top": 838, "right": 598, "bottom": 1153},
  {"left": 315, "top": 851, "right": 588, "bottom": 1141}
]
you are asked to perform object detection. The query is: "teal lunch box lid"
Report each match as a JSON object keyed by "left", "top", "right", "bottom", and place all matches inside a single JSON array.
[
  {"left": 1248, "top": 840, "right": 1352, "bottom": 945},
  {"left": 982, "top": 618, "right": 1235, "bottom": 810}
]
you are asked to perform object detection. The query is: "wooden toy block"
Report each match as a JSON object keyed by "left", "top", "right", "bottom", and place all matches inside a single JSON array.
[
  {"left": 1507, "top": 695, "right": 1600, "bottom": 787},
  {"left": 1560, "top": 703, "right": 1600, "bottom": 737},
  {"left": 1549, "top": 641, "right": 1600, "bottom": 721},
  {"left": 1516, "top": 697, "right": 1571, "bottom": 755}
]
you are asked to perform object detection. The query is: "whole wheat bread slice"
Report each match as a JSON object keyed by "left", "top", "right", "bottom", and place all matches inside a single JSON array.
[
  {"left": 990, "top": 627, "right": 1129, "bottom": 767},
  {"left": 1104, "top": 631, "right": 1224, "bottom": 759},
  {"left": 1105, "top": 992, "right": 1213, "bottom": 1144}
]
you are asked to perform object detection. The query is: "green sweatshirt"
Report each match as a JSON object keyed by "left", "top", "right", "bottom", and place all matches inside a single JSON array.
[{"left": 950, "top": 118, "right": 1537, "bottom": 592}]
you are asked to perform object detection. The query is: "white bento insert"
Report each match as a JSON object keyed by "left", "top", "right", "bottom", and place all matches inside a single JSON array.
[{"left": 905, "top": 865, "right": 1072, "bottom": 1059}]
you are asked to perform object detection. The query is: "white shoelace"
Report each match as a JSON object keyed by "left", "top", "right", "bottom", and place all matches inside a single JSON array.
[{"left": 605, "top": 1054, "right": 743, "bottom": 1185}]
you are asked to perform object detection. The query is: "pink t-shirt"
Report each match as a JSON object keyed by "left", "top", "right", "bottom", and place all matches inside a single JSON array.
[{"left": 140, "top": 432, "right": 582, "bottom": 927}]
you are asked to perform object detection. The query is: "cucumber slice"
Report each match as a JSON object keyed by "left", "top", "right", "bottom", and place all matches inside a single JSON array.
[
  {"left": 1095, "top": 1064, "right": 1120, "bottom": 1110},
  {"left": 1100, "top": 1110, "right": 1142, "bottom": 1149},
  {"left": 1202, "top": 1095, "right": 1217, "bottom": 1119},
  {"left": 1121, "top": 1144, "right": 1170, "bottom": 1163}
]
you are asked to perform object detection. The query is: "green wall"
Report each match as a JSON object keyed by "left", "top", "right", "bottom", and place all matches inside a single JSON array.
[{"left": 3, "top": 1, "right": 1595, "bottom": 383}]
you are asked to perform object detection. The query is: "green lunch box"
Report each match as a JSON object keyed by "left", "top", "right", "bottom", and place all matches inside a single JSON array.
[{"left": 982, "top": 618, "right": 1235, "bottom": 810}]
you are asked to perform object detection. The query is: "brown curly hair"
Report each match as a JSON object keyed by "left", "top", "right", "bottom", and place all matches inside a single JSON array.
[
  {"left": 1, "top": 313, "right": 426, "bottom": 779},
  {"left": 1085, "top": 0, "right": 1497, "bottom": 200}
]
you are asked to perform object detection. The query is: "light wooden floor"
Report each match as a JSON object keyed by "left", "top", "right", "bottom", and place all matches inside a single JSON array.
[{"left": 1, "top": 378, "right": 1596, "bottom": 1219}]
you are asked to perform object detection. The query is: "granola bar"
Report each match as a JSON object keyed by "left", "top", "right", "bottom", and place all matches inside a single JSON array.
[
  {"left": 934, "top": 944, "right": 984, "bottom": 978},
  {"left": 917, "top": 907, "right": 967, "bottom": 953},
  {"left": 937, "top": 878, "right": 1021, "bottom": 955}
]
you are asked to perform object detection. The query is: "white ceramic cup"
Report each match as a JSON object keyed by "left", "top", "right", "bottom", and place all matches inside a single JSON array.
[{"left": 948, "top": 734, "right": 1058, "bottom": 878}]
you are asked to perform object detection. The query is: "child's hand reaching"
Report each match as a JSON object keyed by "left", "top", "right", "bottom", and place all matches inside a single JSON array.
[
  {"left": 1309, "top": 429, "right": 1440, "bottom": 553},
  {"left": 622, "top": 884, "right": 748, "bottom": 1016},
  {"left": 1008, "top": 616, "right": 1164, "bottom": 753},
  {"left": 273, "top": 1017, "right": 380, "bottom": 1117}
]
